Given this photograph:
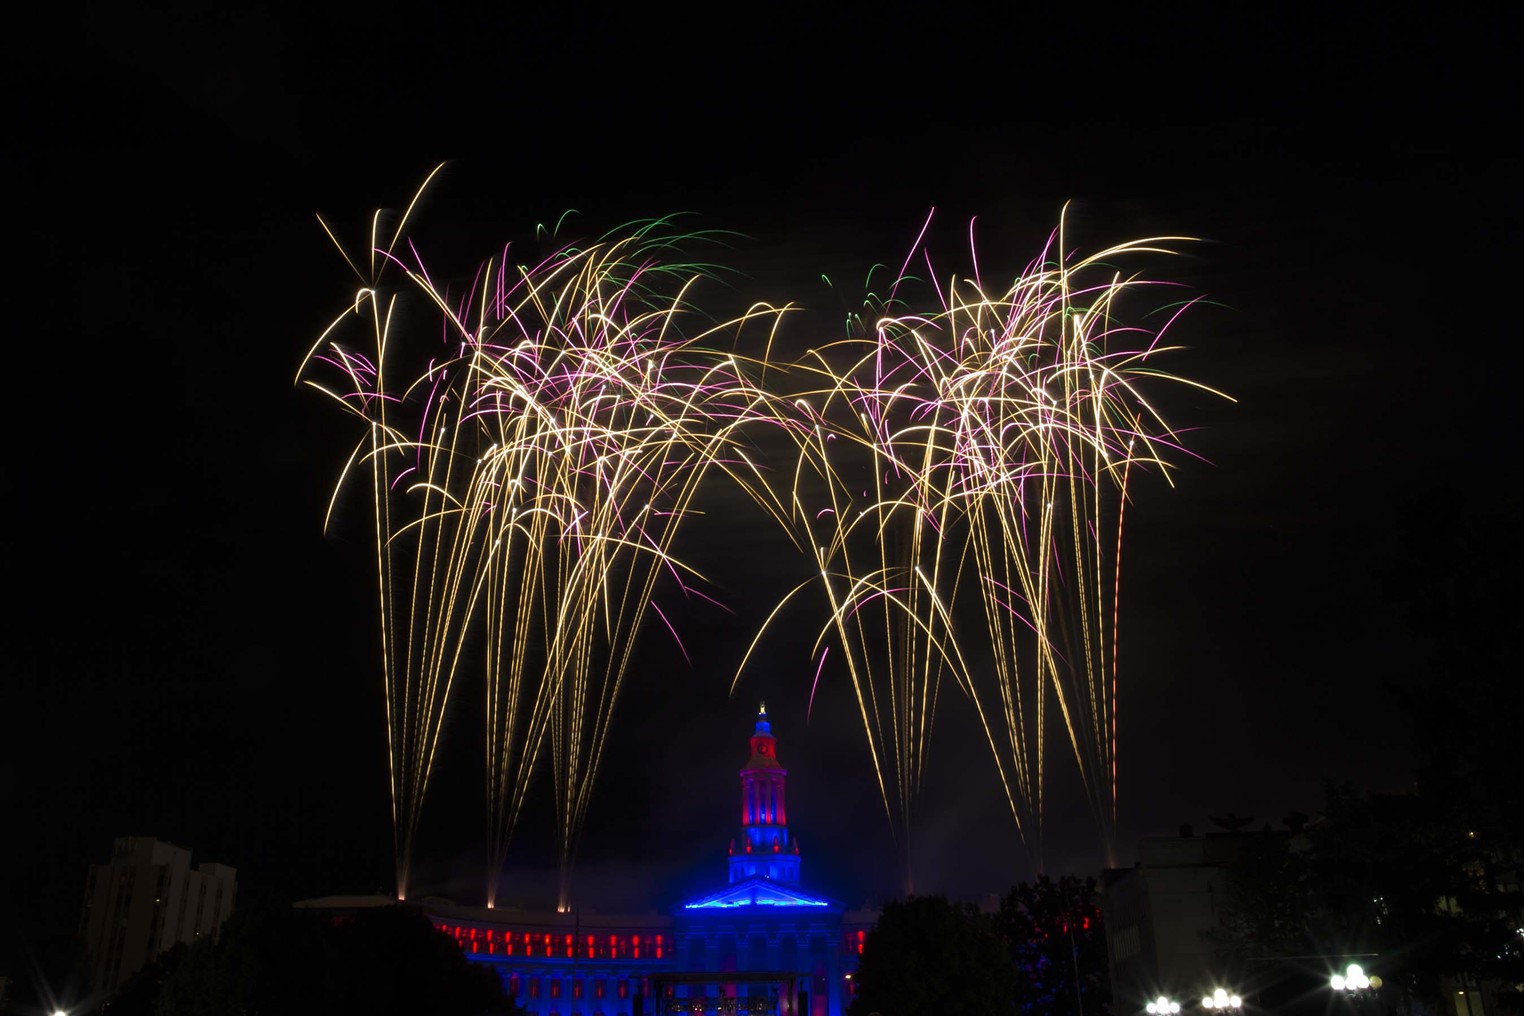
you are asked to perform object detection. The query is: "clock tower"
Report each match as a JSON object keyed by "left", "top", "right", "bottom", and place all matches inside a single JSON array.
[{"left": 728, "top": 703, "right": 801, "bottom": 885}]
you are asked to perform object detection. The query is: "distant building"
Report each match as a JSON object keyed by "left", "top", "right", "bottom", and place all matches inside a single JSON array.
[
  {"left": 1100, "top": 827, "right": 1249, "bottom": 1009},
  {"left": 79, "top": 836, "right": 236, "bottom": 995},
  {"left": 408, "top": 704, "right": 878, "bottom": 1016}
]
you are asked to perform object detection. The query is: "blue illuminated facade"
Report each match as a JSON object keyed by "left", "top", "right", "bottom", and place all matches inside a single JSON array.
[{"left": 427, "top": 705, "right": 876, "bottom": 1016}]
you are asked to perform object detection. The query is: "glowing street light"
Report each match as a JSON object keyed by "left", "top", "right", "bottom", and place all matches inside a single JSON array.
[
  {"left": 1146, "top": 997, "right": 1181, "bottom": 1014},
  {"left": 1331, "top": 963, "right": 1381, "bottom": 1003},
  {"left": 1201, "top": 987, "right": 1242, "bottom": 1010}
]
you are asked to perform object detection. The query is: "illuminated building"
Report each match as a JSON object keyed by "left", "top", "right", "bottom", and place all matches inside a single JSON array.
[
  {"left": 79, "top": 837, "right": 237, "bottom": 994},
  {"left": 426, "top": 705, "right": 877, "bottom": 1016}
]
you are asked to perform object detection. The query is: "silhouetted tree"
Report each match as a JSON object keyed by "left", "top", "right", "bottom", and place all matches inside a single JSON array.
[
  {"left": 148, "top": 903, "right": 518, "bottom": 1016},
  {"left": 995, "top": 875, "right": 1110, "bottom": 1016},
  {"left": 1319, "top": 786, "right": 1522, "bottom": 1013},
  {"left": 848, "top": 895, "right": 1016, "bottom": 1016},
  {"left": 1209, "top": 787, "right": 1523, "bottom": 1014},
  {"left": 98, "top": 944, "right": 187, "bottom": 1015},
  {"left": 1208, "top": 825, "right": 1320, "bottom": 965}
]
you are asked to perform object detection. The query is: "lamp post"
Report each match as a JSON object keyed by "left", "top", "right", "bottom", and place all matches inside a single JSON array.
[
  {"left": 1201, "top": 987, "right": 1242, "bottom": 1011},
  {"left": 1330, "top": 963, "right": 1382, "bottom": 1008},
  {"left": 1146, "top": 997, "right": 1181, "bottom": 1014}
]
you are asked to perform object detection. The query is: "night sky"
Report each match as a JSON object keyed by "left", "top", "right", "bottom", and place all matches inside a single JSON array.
[{"left": 6, "top": 1, "right": 1518, "bottom": 974}]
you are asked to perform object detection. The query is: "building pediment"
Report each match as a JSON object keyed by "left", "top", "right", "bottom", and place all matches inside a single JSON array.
[{"left": 680, "top": 877, "right": 838, "bottom": 912}]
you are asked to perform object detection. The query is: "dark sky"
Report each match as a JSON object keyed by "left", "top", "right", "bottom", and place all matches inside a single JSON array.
[{"left": 5, "top": 0, "right": 1519, "bottom": 973}]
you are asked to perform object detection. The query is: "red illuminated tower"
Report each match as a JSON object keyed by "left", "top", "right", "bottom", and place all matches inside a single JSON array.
[{"left": 728, "top": 702, "right": 801, "bottom": 885}]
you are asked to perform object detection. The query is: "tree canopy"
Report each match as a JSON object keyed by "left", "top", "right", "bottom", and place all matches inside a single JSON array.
[
  {"left": 1210, "top": 788, "right": 1522, "bottom": 1013},
  {"left": 994, "top": 875, "right": 1110, "bottom": 1016},
  {"left": 847, "top": 895, "right": 1017, "bottom": 1016},
  {"left": 88, "top": 904, "right": 518, "bottom": 1016}
]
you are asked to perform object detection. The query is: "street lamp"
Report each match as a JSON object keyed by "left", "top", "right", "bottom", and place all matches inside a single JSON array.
[
  {"left": 1146, "top": 997, "right": 1181, "bottom": 1014},
  {"left": 1330, "top": 963, "right": 1382, "bottom": 1003},
  {"left": 1201, "top": 987, "right": 1242, "bottom": 1010}
]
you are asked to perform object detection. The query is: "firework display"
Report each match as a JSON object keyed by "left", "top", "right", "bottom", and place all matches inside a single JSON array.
[
  {"left": 736, "top": 213, "right": 1227, "bottom": 873},
  {"left": 299, "top": 175, "right": 1224, "bottom": 902},
  {"left": 298, "top": 178, "right": 788, "bottom": 905}
]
